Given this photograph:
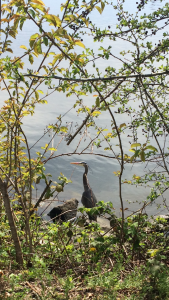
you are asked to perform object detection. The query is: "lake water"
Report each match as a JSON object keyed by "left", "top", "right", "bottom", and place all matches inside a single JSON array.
[{"left": 1, "top": 0, "right": 169, "bottom": 220}]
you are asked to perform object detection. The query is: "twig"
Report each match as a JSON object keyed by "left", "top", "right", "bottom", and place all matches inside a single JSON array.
[
  {"left": 26, "top": 281, "right": 42, "bottom": 300},
  {"left": 31, "top": 180, "right": 52, "bottom": 215}
]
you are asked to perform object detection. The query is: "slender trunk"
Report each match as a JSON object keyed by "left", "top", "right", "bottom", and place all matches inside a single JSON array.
[
  {"left": 0, "top": 179, "right": 23, "bottom": 267},
  {"left": 0, "top": 193, "right": 2, "bottom": 246}
]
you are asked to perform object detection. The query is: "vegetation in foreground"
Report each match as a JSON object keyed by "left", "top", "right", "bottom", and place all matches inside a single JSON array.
[{"left": 1, "top": 207, "right": 169, "bottom": 299}]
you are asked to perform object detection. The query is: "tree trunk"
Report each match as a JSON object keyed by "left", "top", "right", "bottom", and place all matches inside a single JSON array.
[{"left": 0, "top": 178, "right": 23, "bottom": 267}]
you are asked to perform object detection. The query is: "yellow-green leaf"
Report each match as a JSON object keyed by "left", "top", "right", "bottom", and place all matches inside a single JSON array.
[
  {"left": 8, "top": 30, "right": 16, "bottom": 38},
  {"left": 20, "top": 45, "right": 27, "bottom": 50},
  {"left": 52, "top": 54, "right": 61, "bottom": 65},
  {"left": 29, "top": 54, "right": 34, "bottom": 64},
  {"left": 119, "top": 123, "right": 126, "bottom": 129},
  {"left": 130, "top": 154, "right": 135, "bottom": 162},
  {"left": 35, "top": 91, "right": 39, "bottom": 100},
  {"left": 29, "top": 33, "right": 39, "bottom": 47},
  {"left": 43, "top": 14, "right": 61, "bottom": 27},
  {"left": 145, "top": 145, "right": 158, "bottom": 152},
  {"left": 74, "top": 40, "right": 85, "bottom": 48},
  {"left": 31, "top": 0, "right": 45, "bottom": 6},
  {"left": 31, "top": 4, "right": 46, "bottom": 12},
  {"left": 131, "top": 143, "right": 141, "bottom": 148},
  {"left": 30, "top": 33, "right": 39, "bottom": 40},
  {"left": 33, "top": 52, "right": 38, "bottom": 57},
  {"left": 22, "top": 110, "right": 30, "bottom": 116},
  {"left": 95, "top": 6, "right": 102, "bottom": 14},
  {"left": 41, "top": 100, "right": 48, "bottom": 104},
  {"left": 3, "top": 105, "right": 11, "bottom": 109},
  {"left": 54, "top": 28, "right": 67, "bottom": 37},
  {"left": 34, "top": 39, "right": 42, "bottom": 54},
  {"left": 3, "top": 7, "right": 12, "bottom": 13},
  {"left": 13, "top": 17, "right": 20, "bottom": 30},
  {"left": 92, "top": 111, "right": 101, "bottom": 116},
  {"left": 48, "top": 147, "right": 57, "bottom": 151},
  {"left": 60, "top": 126, "right": 68, "bottom": 132},
  {"left": 42, "top": 66, "right": 48, "bottom": 73},
  {"left": 101, "top": 1, "right": 105, "bottom": 11},
  {"left": 37, "top": 90, "right": 44, "bottom": 94}
]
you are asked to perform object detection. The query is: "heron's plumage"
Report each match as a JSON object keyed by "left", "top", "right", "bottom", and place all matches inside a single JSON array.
[{"left": 71, "top": 161, "right": 97, "bottom": 221}]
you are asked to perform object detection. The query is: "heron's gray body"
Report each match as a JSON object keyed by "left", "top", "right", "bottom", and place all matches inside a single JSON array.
[
  {"left": 82, "top": 171, "right": 97, "bottom": 209},
  {"left": 71, "top": 161, "right": 97, "bottom": 221}
]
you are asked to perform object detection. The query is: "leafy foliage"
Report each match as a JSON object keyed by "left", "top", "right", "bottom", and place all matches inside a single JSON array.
[{"left": 1, "top": 0, "right": 169, "bottom": 298}]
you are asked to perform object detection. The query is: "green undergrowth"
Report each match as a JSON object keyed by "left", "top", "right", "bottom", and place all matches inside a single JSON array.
[{"left": 1, "top": 211, "right": 169, "bottom": 299}]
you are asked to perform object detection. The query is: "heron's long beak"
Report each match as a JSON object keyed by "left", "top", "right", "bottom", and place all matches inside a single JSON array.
[{"left": 70, "top": 162, "right": 82, "bottom": 166}]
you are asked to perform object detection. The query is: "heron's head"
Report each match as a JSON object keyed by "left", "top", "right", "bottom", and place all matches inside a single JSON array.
[{"left": 70, "top": 161, "right": 87, "bottom": 168}]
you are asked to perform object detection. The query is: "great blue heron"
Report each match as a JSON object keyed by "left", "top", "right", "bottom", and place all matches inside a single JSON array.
[{"left": 70, "top": 161, "right": 97, "bottom": 221}]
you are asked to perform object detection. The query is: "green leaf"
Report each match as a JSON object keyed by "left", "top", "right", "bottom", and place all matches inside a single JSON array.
[
  {"left": 101, "top": 1, "right": 105, "bottom": 11},
  {"left": 34, "top": 39, "right": 42, "bottom": 54},
  {"left": 96, "top": 97, "right": 100, "bottom": 107},
  {"left": 67, "top": 230, "right": 73, "bottom": 238},
  {"left": 20, "top": 17, "right": 26, "bottom": 31},
  {"left": 13, "top": 17, "right": 20, "bottom": 30},
  {"left": 43, "top": 36, "right": 48, "bottom": 46},
  {"left": 130, "top": 154, "right": 135, "bottom": 162},
  {"left": 29, "top": 33, "right": 39, "bottom": 48},
  {"left": 29, "top": 54, "right": 34, "bottom": 64},
  {"left": 28, "top": 9, "right": 36, "bottom": 19},
  {"left": 140, "top": 150, "right": 145, "bottom": 162},
  {"left": 131, "top": 143, "right": 141, "bottom": 148}
]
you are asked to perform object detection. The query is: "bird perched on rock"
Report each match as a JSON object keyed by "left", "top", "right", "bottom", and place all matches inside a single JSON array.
[
  {"left": 47, "top": 198, "right": 78, "bottom": 223},
  {"left": 70, "top": 161, "right": 97, "bottom": 221}
]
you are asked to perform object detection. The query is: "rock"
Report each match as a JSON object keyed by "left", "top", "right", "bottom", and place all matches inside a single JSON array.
[{"left": 47, "top": 198, "right": 79, "bottom": 223}]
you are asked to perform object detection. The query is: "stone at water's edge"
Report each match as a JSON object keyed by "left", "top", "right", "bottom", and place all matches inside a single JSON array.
[{"left": 47, "top": 198, "right": 79, "bottom": 222}]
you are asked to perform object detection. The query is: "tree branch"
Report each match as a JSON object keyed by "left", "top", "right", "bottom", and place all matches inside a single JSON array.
[{"left": 21, "top": 70, "right": 169, "bottom": 82}]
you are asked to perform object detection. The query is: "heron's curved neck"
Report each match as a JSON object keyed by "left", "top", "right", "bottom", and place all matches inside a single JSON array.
[{"left": 83, "top": 165, "right": 88, "bottom": 191}]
